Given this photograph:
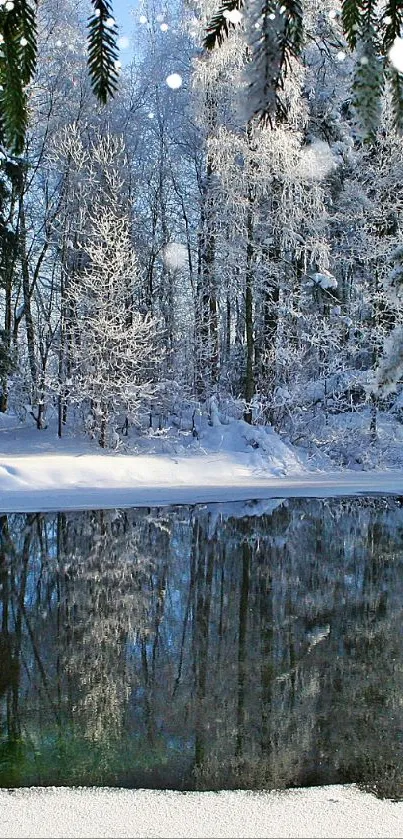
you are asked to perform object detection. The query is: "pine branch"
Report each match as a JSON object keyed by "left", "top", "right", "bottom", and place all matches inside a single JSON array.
[
  {"left": 0, "top": 10, "right": 30, "bottom": 154},
  {"left": 341, "top": 0, "right": 362, "bottom": 50},
  {"left": 382, "top": 2, "right": 403, "bottom": 132},
  {"left": 389, "top": 67, "right": 403, "bottom": 132},
  {"left": 382, "top": 0, "right": 403, "bottom": 49},
  {"left": 247, "top": 0, "right": 278, "bottom": 119},
  {"left": 278, "top": 0, "right": 304, "bottom": 74},
  {"left": 14, "top": 0, "right": 37, "bottom": 84},
  {"left": 204, "top": 0, "right": 245, "bottom": 50},
  {"left": 87, "top": 0, "right": 119, "bottom": 103},
  {"left": 247, "top": 0, "right": 303, "bottom": 123},
  {"left": 352, "top": 27, "right": 384, "bottom": 140},
  {"left": 0, "top": 0, "right": 121, "bottom": 152},
  {"left": 348, "top": 2, "right": 384, "bottom": 139}
]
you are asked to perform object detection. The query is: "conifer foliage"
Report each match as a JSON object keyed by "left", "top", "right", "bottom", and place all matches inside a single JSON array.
[
  {"left": 204, "top": 0, "right": 403, "bottom": 135},
  {"left": 203, "top": 0, "right": 244, "bottom": 49},
  {"left": 0, "top": 0, "right": 119, "bottom": 154},
  {"left": 87, "top": 0, "right": 120, "bottom": 103},
  {"left": 0, "top": 0, "right": 37, "bottom": 154}
]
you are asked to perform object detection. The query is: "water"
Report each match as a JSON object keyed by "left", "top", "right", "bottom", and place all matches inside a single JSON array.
[{"left": 0, "top": 496, "right": 403, "bottom": 798}]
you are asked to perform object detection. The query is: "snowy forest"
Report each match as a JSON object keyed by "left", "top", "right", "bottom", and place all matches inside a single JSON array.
[{"left": 1, "top": 0, "right": 403, "bottom": 466}]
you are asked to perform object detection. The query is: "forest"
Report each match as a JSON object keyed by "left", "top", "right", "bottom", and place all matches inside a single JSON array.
[{"left": 1, "top": 0, "right": 403, "bottom": 467}]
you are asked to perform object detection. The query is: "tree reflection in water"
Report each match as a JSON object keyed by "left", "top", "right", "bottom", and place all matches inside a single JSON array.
[{"left": 0, "top": 497, "right": 402, "bottom": 798}]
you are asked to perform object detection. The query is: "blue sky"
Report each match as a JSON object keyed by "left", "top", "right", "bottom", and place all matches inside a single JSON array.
[
  {"left": 112, "top": 0, "right": 138, "bottom": 40},
  {"left": 111, "top": 0, "right": 141, "bottom": 64}
]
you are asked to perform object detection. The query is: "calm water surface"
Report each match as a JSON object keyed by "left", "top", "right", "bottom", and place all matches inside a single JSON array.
[{"left": 0, "top": 497, "right": 403, "bottom": 798}]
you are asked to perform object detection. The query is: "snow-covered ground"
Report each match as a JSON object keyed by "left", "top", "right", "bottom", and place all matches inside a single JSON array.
[
  {"left": 0, "top": 413, "right": 402, "bottom": 513},
  {"left": 0, "top": 785, "right": 402, "bottom": 838}
]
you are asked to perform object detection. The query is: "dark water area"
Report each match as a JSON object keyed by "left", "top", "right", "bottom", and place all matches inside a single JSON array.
[{"left": 0, "top": 496, "right": 403, "bottom": 798}]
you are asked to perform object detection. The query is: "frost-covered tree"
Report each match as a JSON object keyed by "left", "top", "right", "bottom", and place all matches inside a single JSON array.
[
  {"left": 0, "top": 153, "right": 20, "bottom": 412},
  {"left": 374, "top": 243, "right": 403, "bottom": 395},
  {"left": 67, "top": 207, "right": 160, "bottom": 447},
  {"left": 125, "top": 4, "right": 201, "bottom": 400},
  {"left": 193, "top": 0, "right": 340, "bottom": 422},
  {"left": 2, "top": 0, "right": 104, "bottom": 427},
  {"left": 65, "top": 136, "right": 160, "bottom": 447}
]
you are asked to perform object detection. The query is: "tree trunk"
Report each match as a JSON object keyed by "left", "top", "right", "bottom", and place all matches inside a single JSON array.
[
  {"left": 244, "top": 188, "right": 255, "bottom": 424},
  {"left": 19, "top": 204, "right": 38, "bottom": 406},
  {"left": 0, "top": 279, "right": 12, "bottom": 412},
  {"left": 196, "top": 96, "right": 219, "bottom": 399}
]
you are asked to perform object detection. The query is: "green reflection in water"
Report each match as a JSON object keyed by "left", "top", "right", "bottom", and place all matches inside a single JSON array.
[{"left": 0, "top": 497, "right": 402, "bottom": 798}]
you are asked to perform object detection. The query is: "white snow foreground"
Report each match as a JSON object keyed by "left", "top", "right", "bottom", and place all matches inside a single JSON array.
[
  {"left": 0, "top": 416, "right": 402, "bottom": 513},
  {"left": 0, "top": 785, "right": 402, "bottom": 838}
]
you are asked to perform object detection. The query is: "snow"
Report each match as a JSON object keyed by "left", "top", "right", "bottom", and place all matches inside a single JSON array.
[
  {"left": 298, "top": 140, "right": 337, "bottom": 181},
  {"left": 223, "top": 9, "right": 243, "bottom": 25},
  {"left": 166, "top": 73, "right": 182, "bottom": 89},
  {"left": 309, "top": 270, "right": 338, "bottom": 290},
  {"left": 305, "top": 270, "right": 338, "bottom": 291},
  {"left": 388, "top": 37, "right": 403, "bottom": 74},
  {"left": 0, "top": 785, "right": 402, "bottom": 838},
  {"left": 162, "top": 242, "right": 188, "bottom": 270},
  {"left": 0, "top": 415, "right": 402, "bottom": 514}
]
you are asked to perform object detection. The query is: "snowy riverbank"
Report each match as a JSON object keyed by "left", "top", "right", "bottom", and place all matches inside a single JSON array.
[
  {"left": 0, "top": 413, "right": 402, "bottom": 512},
  {"left": 2, "top": 454, "right": 403, "bottom": 513}
]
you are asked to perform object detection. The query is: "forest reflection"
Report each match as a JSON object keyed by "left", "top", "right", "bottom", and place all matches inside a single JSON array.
[{"left": 0, "top": 497, "right": 403, "bottom": 798}]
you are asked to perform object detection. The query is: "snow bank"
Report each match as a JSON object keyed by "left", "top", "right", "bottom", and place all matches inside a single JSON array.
[{"left": 0, "top": 451, "right": 402, "bottom": 514}]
